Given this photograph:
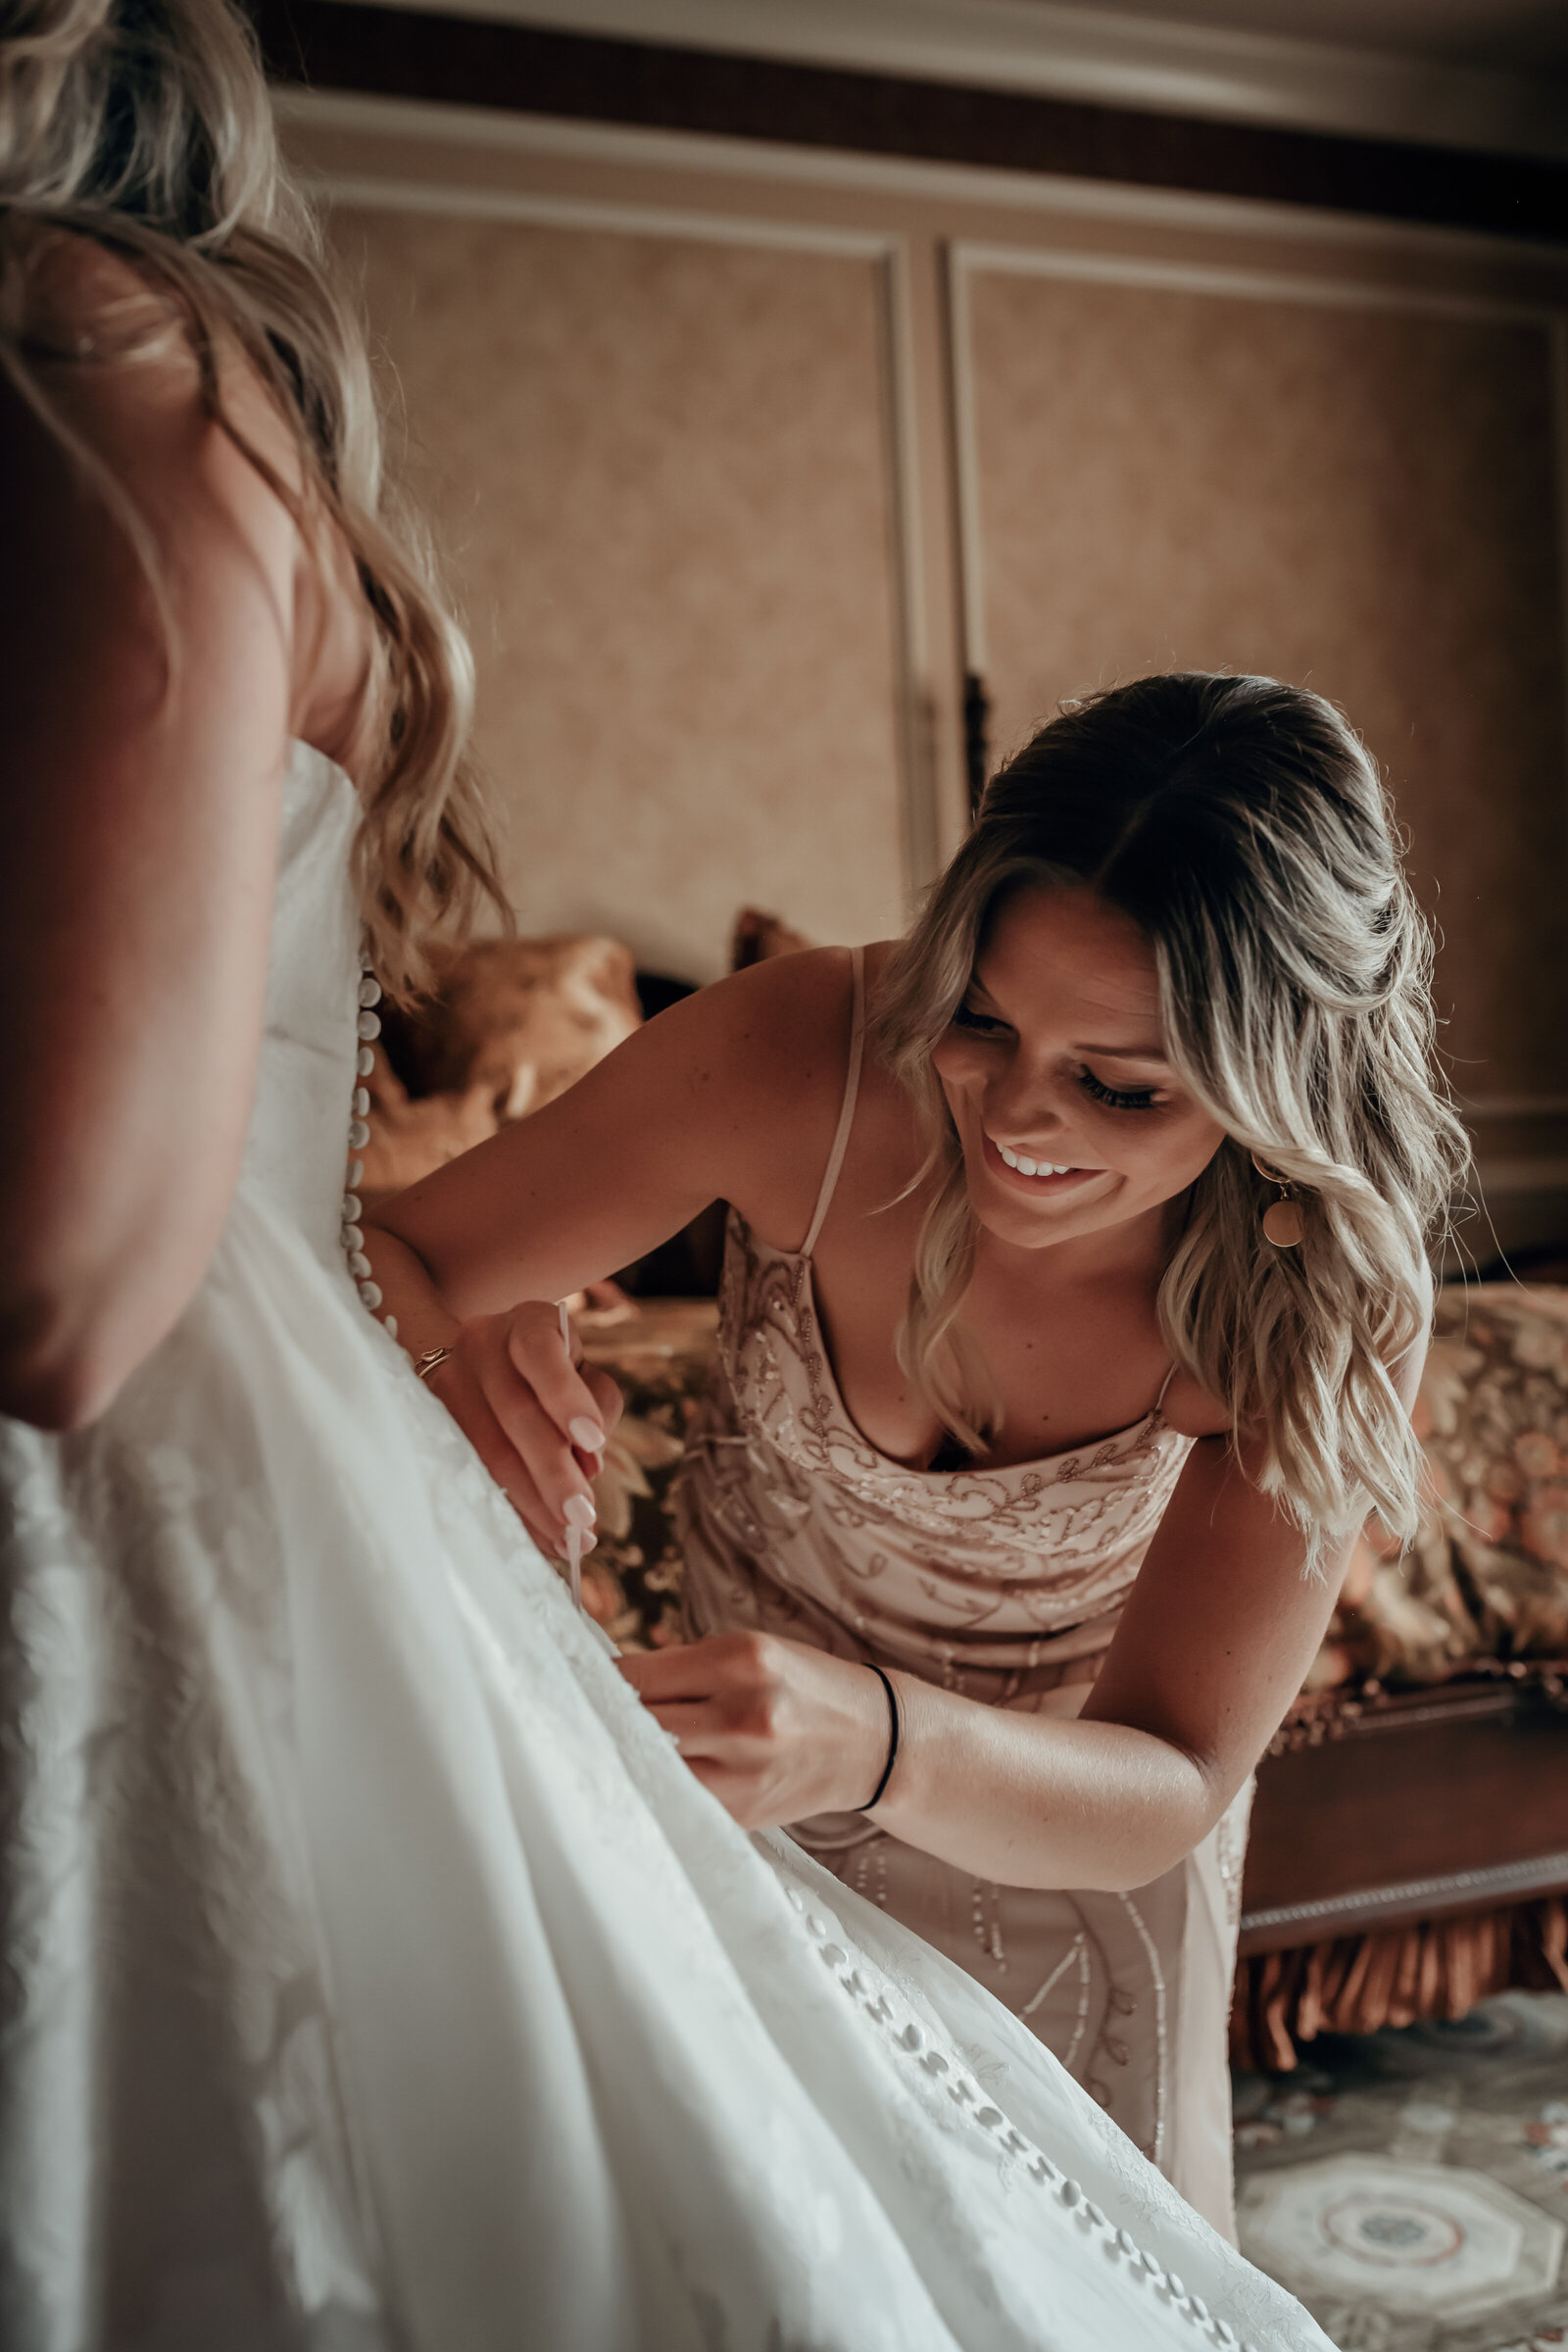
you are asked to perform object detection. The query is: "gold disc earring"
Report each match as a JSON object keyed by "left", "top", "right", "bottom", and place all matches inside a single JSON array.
[{"left": 1250, "top": 1152, "right": 1305, "bottom": 1249}]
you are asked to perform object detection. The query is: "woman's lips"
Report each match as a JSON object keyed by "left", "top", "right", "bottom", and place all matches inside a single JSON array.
[{"left": 981, "top": 1132, "right": 1106, "bottom": 1194}]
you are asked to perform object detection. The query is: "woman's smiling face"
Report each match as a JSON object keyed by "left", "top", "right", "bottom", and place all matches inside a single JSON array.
[{"left": 929, "top": 884, "right": 1227, "bottom": 1250}]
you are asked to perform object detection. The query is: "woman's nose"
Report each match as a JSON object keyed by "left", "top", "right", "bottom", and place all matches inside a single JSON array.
[{"left": 986, "top": 1061, "right": 1068, "bottom": 1137}]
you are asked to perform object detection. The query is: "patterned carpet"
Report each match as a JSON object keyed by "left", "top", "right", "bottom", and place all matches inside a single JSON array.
[{"left": 1234, "top": 1993, "right": 1568, "bottom": 2351}]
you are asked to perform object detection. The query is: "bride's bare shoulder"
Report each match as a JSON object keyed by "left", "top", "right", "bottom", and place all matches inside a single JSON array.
[
  {"left": 6, "top": 220, "right": 169, "bottom": 347},
  {"left": 4, "top": 220, "right": 369, "bottom": 755},
  {"left": 7, "top": 222, "right": 235, "bottom": 439},
  {"left": 4, "top": 223, "right": 298, "bottom": 512}
]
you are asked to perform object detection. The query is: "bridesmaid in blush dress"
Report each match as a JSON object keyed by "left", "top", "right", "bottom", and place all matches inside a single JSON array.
[
  {"left": 676, "top": 943, "right": 1251, "bottom": 2232},
  {"left": 368, "top": 680, "right": 1464, "bottom": 2254}
]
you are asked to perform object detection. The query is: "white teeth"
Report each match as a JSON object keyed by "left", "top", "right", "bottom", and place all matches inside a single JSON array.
[{"left": 996, "top": 1141, "right": 1076, "bottom": 1178}]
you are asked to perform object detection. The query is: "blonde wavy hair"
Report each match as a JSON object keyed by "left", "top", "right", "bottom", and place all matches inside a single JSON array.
[
  {"left": 0, "top": 0, "right": 505, "bottom": 993},
  {"left": 874, "top": 673, "right": 1468, "bottom": 1564}
]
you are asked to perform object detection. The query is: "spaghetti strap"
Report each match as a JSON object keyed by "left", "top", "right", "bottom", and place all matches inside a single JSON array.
[
  {"left": 1153, "top": 1361, "right": 1179, "bottom": 1415},
  {"left": 800, "top": 946, "right": 866, "bottom": 1257}
]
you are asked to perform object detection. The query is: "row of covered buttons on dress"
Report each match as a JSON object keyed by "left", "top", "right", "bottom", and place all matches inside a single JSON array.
[
  {"left": 782, "top": 1882, "right": 1256, "bottom": 2351},
  {"left": 343, "top": 969, "right": 396, "bottom": 1339}
]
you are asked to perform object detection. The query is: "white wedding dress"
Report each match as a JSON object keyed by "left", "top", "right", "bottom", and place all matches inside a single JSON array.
[{"left": 0, "top": 743, "right": 1335, "bottom": 2352}]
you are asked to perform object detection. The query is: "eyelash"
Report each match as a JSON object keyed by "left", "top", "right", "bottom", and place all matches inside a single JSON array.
[
  {"left": 950, "top": 1005, "right": 1163, "bottom": 1112},
  {"left": 1076, "top": 1069, "right": 1162, "bottom": 1113}
]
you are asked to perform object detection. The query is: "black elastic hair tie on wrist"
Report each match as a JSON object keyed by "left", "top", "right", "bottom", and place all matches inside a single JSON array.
[{"left": 860, "top": 1663, "right": 902, "bottom": 1812}]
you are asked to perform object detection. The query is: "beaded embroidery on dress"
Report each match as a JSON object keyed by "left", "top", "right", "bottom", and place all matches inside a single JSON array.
[
  {"left": 1, "top": 748, "right": 1334, "bottom": 2350},
  {"left": 687, "top": 1205, "right": 1192, "bottom": 1672}
]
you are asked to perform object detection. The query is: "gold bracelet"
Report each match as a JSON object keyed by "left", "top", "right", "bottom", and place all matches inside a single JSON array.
[{"left": 413, "top": 1346, "right": 455, "bottom": 1383}]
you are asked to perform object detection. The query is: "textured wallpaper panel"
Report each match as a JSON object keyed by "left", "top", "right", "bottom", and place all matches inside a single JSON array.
[
  {"left": 965, "top": 272, "right": 1568, "bottom": 1100},
  {"left": 335, "top": 208, "right": 906, "bottom": 979}
]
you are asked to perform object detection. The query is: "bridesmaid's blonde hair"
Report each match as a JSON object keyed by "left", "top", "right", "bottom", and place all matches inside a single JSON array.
[
  {"left": 0, "top": 0, "right": 504, "bottom": 993},
  {"left": 873, "top": 673, "right": 1468, "bottom": 1565}
]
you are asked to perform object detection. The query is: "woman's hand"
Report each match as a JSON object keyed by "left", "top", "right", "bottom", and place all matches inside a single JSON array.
[
  {"left": 423, "top": 1299, "right": 623, "bottom": 1561},
  {"left": 617, "top": 1633, "right": 894, "bottom": 1828}
]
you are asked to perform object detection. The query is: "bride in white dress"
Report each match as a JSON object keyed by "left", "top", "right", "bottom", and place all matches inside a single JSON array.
[{"left": 0, "top": 6, "right": 1334, "bottom": 2345}]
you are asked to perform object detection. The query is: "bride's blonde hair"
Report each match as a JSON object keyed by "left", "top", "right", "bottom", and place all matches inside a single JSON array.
[
  {"left": 0, "top": 0, "right": 504, "bottom": 993},
  {"left": 874, "top": 672, "right": 1468, "bottom": 1564}
]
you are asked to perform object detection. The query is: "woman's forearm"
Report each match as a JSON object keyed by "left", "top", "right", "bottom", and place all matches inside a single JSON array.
[
  {"left": 619, "top": 1630, "right": 1231, "bottom": 1887},
  {"left": 871, "top": 1675, "right": 1222, "bottom": 1893},
  {"left": 359, "top": 1224, "right": 463, "bottom": 1365}
]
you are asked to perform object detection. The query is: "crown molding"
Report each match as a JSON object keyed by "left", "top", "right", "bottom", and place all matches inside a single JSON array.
[
  {"left": 313, "top": 0, "right": 1568, "bottom": 165},
  {"left": 253, "top": 2, "right": 1568, "bottom": 242},
  {"left": 272, "top": 88, "right": 1568, "bottom": 272}
]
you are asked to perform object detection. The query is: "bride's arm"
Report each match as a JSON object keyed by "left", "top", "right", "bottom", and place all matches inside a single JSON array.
[{"left": 0, "top": 244, "right": 338, "bottom": 1429}]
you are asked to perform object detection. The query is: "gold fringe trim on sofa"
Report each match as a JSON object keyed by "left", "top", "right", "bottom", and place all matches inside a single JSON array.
[{"left": 1231, "top": 1896, "right": 1568, "bottom": 2074}]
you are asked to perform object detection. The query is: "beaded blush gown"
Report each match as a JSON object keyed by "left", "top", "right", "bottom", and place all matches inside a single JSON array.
[
  {"left": 0, "top": 743, "right": 1335, "bottom": 2352},
  {"left": 679, "top": 953, "right": 1250, "bottom": 2242}
]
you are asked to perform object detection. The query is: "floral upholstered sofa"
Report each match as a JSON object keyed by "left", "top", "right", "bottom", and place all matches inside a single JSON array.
[{"left": 1317, "top": 1286, "right": 1568, "bottom": 1689}]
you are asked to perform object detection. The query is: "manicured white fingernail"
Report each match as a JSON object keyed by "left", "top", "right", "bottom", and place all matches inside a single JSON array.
[
  {"left": 569, "top": 1416, "right": 605, "bottom": 1454},
  {"left": 563, "top": 1494, "right": 596, "bottom": 1531}
]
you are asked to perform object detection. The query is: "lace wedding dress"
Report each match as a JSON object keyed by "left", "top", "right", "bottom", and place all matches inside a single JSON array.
[{"left": 0, "top": 743, "right": 1335, "bottom": 2352}]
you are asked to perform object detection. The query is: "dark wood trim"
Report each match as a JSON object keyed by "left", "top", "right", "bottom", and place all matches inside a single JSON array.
[
  {"left": 249, "top": 0, "right": 1568, "bottom": 245},
  {"left": 1240, "top": 1681, "right": 1568, "bottom": 1955},
  {"left": 1239, "top": 1849, "right": 1568, "bottom": 1954}
]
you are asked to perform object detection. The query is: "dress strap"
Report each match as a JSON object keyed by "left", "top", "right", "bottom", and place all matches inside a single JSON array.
[
  {"left": 800, "top": 946, "right": 866, "bottom": 1258},
  {"left": 1152, "top": 1361, "right": 1179, "bottom": 1415}
]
